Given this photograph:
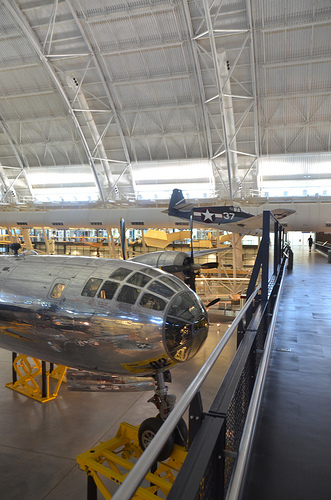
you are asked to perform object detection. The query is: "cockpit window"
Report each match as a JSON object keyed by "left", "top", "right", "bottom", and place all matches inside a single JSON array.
[
  {"left": 148, "top": 280, "right": 175, "bottom": 298},
  {"left": 98, "top": 280, "right": 119, "bottom": 300},
  {"left": 167, "top": 292, "right": 204, "bottom": 321},
  {"left": 109, "top": 268, "right": 132, "bottom": 281},
  {"left": 164, "top": 319, "right": 192, "bottom": 362},
  {"left": 117, "top": 285, "right": 141, "bottom": 304},
  {"left": 50, "top": 283, "right": 66, "bottom": 299},
  {"left": 142, "top": 267, "right": 161, "bottom": 278},
  {"left": 127, "top": 272, "right": 152, "bottom": 287},
  {"left": 81, "top": 277, "right": 103, "bottom": 297},
  {"left": 164, "top": 315, "right": 208, "bottom": 362},
  {"left": 164, "top": 290, "right": 208, "bottom": 363},
  {"left": 140, "top": 293, "right": 166, "bottom": 311},
  {"left": 158, "top": 275, "right": 184, "bottom": 291}
]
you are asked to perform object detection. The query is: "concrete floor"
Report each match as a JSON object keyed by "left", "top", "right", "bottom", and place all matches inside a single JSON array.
[{"left": 0, "top": 309, "right": 236, "bottom": 499}]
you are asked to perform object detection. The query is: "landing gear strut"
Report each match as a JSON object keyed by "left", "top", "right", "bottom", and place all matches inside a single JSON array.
[{"left": 138, "top": 369, "right": 188, "bottom": 461}]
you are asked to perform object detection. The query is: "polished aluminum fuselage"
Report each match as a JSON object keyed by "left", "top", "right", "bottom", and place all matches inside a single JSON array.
[{"left": 0, "top": 254, "right": 208, "bottom": 375}]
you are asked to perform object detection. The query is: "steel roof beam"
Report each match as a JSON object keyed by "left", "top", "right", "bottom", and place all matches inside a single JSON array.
[
  {"left": 5, "top": 0, "right": 106, "bottom": 203},
  {"left": 201, "top": 0, "right": 237, "bottom": 201},
  {"left": 182, "top": 0, "right": 213, "bottom": 160},
  {"left": 0, "top": 120, "right": 34, "bottom": 201},
  {"left": 65, "top": 0, "right": 135, "bottom": 200}
]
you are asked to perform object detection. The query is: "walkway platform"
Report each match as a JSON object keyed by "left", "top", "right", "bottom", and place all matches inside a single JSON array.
[{"left": 241, "top": 246, "right": 331, "bottom": 499}]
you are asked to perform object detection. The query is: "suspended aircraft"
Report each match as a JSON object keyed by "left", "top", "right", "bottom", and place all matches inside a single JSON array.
[
  {"left": 1, "top": 193, "right": 330, "bottom": 233},
  {"left": 167, "top": 188, "right": 296, "bottom": 235}
]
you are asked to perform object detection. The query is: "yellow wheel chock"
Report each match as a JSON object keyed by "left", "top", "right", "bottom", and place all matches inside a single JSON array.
[
  {"left": 6, "top": 353, "right": 67, "bottom": 403},
  {"left": 77, "top": 422, "right": 187, "bottom": 499}
]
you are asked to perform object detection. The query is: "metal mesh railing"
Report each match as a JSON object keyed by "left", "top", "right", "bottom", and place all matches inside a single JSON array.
[
  {"left": 223, "top": 338, "right": 259, "bottom": 494},
  {"left": 167, "top": 254, "right": 287, "bottom": 500},
  {"left": 194, "top": 451, "right": 220, "bottom": 500}
]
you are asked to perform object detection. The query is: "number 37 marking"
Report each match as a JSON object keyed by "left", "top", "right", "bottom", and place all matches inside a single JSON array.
[{"left": 222, "top": 212, "right": 235, "bottom": 220}]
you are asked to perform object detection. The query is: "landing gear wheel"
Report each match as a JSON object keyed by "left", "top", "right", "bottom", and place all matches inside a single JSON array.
[
  {"left": 138, "top": 417, "right": 174, "bottom": 462},
  {"left": 174, "top": 417, "right": 188, "bottom": 447},
  {"left": 155, "top": 414, "right": 188, "bottom": 447}
]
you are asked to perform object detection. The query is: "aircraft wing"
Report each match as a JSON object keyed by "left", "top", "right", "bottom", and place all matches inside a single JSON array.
[
  {"left": 233, "top": 208, "right": 296, "bottom": 232},
  {"left": 233, "top": 214, "right": 264, "bottom": 231}
]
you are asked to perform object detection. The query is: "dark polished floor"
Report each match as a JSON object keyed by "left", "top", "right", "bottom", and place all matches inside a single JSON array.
[{"left": 241, "top": 246, "right": 331, "bottom": 500}]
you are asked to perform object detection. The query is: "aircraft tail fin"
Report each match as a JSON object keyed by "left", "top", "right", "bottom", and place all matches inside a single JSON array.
[
  {"left": 168, "top": 189, "right": 193, "bottom": 214},
  {"left": 169, "top": 189, "right": 186, "bottom": 210}
]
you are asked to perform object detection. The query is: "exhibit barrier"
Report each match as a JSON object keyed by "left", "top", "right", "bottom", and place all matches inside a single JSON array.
[
  {"left": 106, "top": 212, "right": 291, "bottom": 500},
  {"left": 315, "top": 240, "right": 331, "bottom": 263}
]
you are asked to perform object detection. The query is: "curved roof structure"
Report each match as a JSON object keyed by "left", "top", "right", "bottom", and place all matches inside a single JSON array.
[{"left": 0, "top": 0, "right": 330, "bottom": 205}]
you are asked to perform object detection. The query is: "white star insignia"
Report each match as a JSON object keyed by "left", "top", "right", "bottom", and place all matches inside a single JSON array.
[{"left": 201, "top": 209, "right": 215, "bottom": 222}]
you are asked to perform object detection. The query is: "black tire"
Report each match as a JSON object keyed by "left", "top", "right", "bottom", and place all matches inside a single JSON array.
[
  {"left": 156, "top": 413, "right": 188, "bottom": 447},
  {"left": 138, "top": 417, "right": 174, "bottom": 462},
  {"left": 174, "top": 417, "right": 188, "bottom": 447}
]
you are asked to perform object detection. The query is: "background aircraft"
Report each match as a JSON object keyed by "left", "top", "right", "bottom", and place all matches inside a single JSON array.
[
  {"left": 0, "top": 195, "right": 329, "bottom": 233},
  {"left": 167, "top": 189, "right": 296, "bottom": 235}
]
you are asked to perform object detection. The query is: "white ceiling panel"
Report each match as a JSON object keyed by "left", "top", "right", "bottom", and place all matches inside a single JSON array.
[{"left": 0, "top": 0, "right": 329, "bottom": 204}]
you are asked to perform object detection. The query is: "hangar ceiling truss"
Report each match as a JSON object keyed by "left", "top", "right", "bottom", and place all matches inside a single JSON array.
[
  {"left": 0, "top": 1, "right": 330, "bottom": 205},
  {"left": 0, "top": 0, "right": 259, "bottom": 203},
  {"left": 187, "top": 0, "right": 259, "bottom": 200}
]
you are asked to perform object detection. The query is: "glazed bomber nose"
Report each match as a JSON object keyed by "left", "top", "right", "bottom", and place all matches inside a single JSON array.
[{"left": 163, "top": 290, "right": 208, "bottom": 363}]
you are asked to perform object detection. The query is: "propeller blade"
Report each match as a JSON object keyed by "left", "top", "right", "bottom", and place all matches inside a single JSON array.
[
  {"left": 200, "top": 262, "right": 219, "bottom": 269},
  {"left": 120, "top": 217, "right": 126, "bottom": 260},
  {"left": 205, "top": 298, "right": 221, "bottom": 309}
]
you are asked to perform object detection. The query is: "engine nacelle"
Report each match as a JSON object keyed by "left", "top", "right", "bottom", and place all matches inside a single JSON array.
[{"left": 130, "top": 250, "right": 192, "bottom": 278}]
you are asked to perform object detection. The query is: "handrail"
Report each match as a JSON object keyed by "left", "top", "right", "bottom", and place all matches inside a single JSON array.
[
  {"left": 111, "top": 283, "right": 261, "bottom": 500},
  {"left": 226, "top": 258, "right": 287, "bottom": 499},
  {"left": 316, "top": 240, "right": 331, "bottom": 248},
  {"left": 315, "top": 241, "right": 331, "bottom": 256}
]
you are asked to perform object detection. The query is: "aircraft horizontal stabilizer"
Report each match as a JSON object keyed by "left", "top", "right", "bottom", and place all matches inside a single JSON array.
[
  {"left": 163, "top": 202, "right": 194, "bottom": 214},
  {"left": 172, "top": 202, "right": 194, "bottom": 212},
  {"left": 271, "top": 208, "right": 296, "bottom": 220}
]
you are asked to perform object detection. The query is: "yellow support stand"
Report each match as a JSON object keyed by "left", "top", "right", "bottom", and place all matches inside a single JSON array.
[
  {"left": 77, "top": 422, "right": 187, "bottom": 499},
  {"left": 6, "top": 354, "right": 67, "bottom": 403}
]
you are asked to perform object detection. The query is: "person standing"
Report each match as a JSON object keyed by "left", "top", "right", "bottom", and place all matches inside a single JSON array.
[{"left": 308, "top": 235, "right": 313, "bottom": 252}]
